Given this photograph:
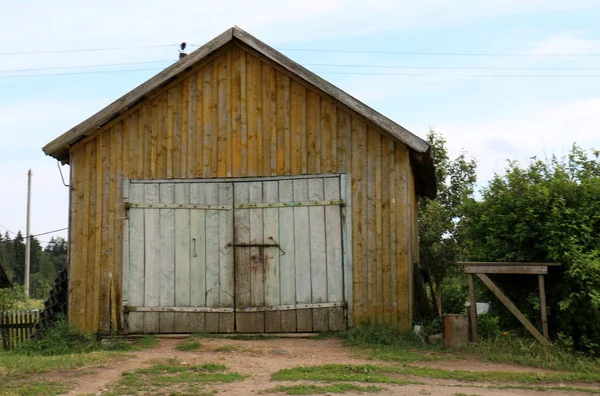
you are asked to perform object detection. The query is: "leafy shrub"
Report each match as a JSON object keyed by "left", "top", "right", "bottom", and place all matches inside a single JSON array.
[
  {"left": 0, "top": 285, "right": 25, "bottom": 312},
  {"left": 464, "top": 146, "right": 600, "bottom": 353},
  {"left": 477, "top": 314, "right": 502, "bottom": 339},
  {"left": 441, "top": 276, "right": 469, "bottom": 314},
  {"left": 339, "top": 322, "right": 425, "bottom": 348}
]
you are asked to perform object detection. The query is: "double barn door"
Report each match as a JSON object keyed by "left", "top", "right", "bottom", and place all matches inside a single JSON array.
[{"left": 123, "top": 175, "right": 345, "bottom": 333}]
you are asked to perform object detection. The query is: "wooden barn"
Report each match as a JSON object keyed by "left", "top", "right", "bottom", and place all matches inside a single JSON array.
[{"left": 43, "top": 27, "right": 436, "bottom": 335}]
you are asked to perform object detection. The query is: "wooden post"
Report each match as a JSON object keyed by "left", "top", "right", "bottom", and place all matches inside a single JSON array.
[
  {"left": 24, "top": 169, "right": 32, "bottom": 297},
  {"left": 467, "top": 273, "right": 478, "bottom": 342},
  {"left": 538, "top": 274, "right": 549, "bottom": 339}
]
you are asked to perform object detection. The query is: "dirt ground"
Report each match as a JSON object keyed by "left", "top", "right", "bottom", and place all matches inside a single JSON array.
[{"left": 56, "top": 337, "right": 598, "bottom": 395}]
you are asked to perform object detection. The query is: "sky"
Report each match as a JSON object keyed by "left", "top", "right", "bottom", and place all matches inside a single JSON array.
[{"left": 1, "top": 0, "right": 600, "bottom": 244}]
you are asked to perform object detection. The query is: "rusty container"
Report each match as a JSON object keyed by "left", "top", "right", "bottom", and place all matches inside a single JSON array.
[{"left": 443, "top": 314, "right": 469, "bottom": 349}]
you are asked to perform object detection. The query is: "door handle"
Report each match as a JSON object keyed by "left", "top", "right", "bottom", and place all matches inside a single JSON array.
[{"left": 192, "top": 238, "right": 198, "bottom": 257}]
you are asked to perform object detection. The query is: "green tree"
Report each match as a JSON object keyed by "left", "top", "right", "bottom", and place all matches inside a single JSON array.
[
  {"left": 418, "top": 130, "right": 477, "bottom": 316},
  {"left": 464, "top": 145, "right": 600, "bottom": 352}
]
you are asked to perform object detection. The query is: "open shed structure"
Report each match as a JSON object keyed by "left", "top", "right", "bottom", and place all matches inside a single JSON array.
[{"left": 43, "top": 27, "right": 436, "bottom": 335}]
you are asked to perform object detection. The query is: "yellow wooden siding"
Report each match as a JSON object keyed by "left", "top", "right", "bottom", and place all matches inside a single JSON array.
[{"left": 68, "top": 44, "right": 416, "bottom": 333}]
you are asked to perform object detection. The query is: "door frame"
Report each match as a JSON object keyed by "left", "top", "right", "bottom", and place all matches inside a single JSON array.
[{"left": 121, "top": 173, "right": 353, "bottom": 332}]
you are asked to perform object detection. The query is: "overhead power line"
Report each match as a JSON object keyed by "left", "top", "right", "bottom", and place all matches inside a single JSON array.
[
  {"left": 0, "top": 59, "right": 174, "bottom": 74},
  {"left": 0, "top": 44, "right": 178, "bottom": 56},
  {"left": 0, "top": 67, "right": 165, "bottom": 79},
  {"left": 278, "top": 48, "right": 600, "bottom": 57},
  {"left": 30, "top": 227, "right": 68, "bottom": 238},
  {"left": 4, "top": 60, "right": 600, "bottom": 75},
  {"left": 0, "top": 224, "right": 17, "bottom": 235}
]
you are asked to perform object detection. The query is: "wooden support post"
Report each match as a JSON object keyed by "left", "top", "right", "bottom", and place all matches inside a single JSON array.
[
  {"left": 476, "top": 273, "right": 549, "bottom": 345},
  {"left": 467, "top": 273, "right": 478, "bottom": 343},
  {"left": 538, "top": 274, "right": 549, "bottom": 340}
]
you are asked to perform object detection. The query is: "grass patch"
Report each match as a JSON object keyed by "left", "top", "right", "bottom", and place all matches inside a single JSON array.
[
  {"left": 266, "top": 383, "right": 383, "bottom": 394},
  {"left": 105, "top": 359, "right": 243, "bottom": 395},
  {"left": 273, "top": 363, "right": 600, "bottom": 385},
  {"left": 463, "top": 335, "right": 600, "bottom": 373},
  {"left": 0, "top": 350, "right": 121, "bottom": 377},
  {"left": 176, "top": 339, "right": 202, "bottom": 351},
  {"left": 1, "top": 380, "right": 70, "bottom": 396},
  {"left": 490, "top": 385, "right": 600, "bottom": 394},
  {"left": 271, "top": 364, "right": 419, "bottom": 385},
  {"left": 335, "top": 323, "right": 452, "bottom": 363},
  {"left": 215, "top": 345, "right": 237, "bottom": 352}
]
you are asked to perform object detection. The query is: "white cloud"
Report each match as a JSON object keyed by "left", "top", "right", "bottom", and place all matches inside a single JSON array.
[{"left": 436, "top": 98, "right": 600, "bottom": 185}]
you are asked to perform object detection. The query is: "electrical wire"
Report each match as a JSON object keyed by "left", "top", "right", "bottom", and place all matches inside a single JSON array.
[
  {"left": 0, "top": 59, "right": 174, "bottom": 74},
  {"left": 30, "top": 228, "right": 68, "bottom": 238},
  {"left": 277, "top": 48, "right": 600, "bottom": 57},
  {"left": 4, "top": 60, "right": 600, "bottom": 75},
  {"left": 0, "top": 67, "right": 165, "bottom": 79},
  {"left": 0, "top": 44, "right": 178, "bottom": 56},
  {"left": 0, "top": 224, "right": 17, "bottom": 235}
]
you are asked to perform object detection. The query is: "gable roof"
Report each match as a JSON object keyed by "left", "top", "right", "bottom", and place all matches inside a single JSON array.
[{"left": 43, "top": 27, "right": 436, "bottom": 197}]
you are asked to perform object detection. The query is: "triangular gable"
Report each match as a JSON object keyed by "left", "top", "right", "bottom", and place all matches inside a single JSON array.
[{"left": 42, "top": 26, "right": 435, "bottom": 197}]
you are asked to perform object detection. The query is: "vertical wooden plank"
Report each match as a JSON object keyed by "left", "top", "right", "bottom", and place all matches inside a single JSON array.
[
  {"left": 174, "top": 184, "right": 191, "bottom": 332},
  {"left": 263, "top": 181, "right": 281, "bottom": 332},
  {"left": 262, "top": 65, "right": 276, "bottom": 175},
  {"left": 306, "top": 91, "right": 321, "bottom": 174},
  {"left": 468, "top": 273, "right": 478, "bottom": 342},
  {"left": 539, "top": 274, "right": 549, "bottom": 339},
  {"left": 217, "top": 54, "right": 229, "bottom": 177},
  {"left": 158, "top": 183, "right": 176, "bottom": 333},
  {"left": 366, "top": 129, "right": 380, "bottom": 324},
  {"left": 276, "top": 72, "right": 290, "bottom": 175},
  {"left": 231, "top": 47, "right": 243, "bottom": 177},
  {"left": 308, "top": 178, "right": 328, "bottom": 331},
  {"left": 113, "top": 123, "right": 124, "bottom": 331},
  {"left": 202, "top": 62, "right": 215, "bottom": 178},
  {"left": 381, "top": 138, "right": 392, "bottom": 325},
  {"left": 290, "top": 81, "right": 306, "bottom": 175},
  {"left": 92, "top": 137, "right": 103, "bottom": 332},
  {"left": 140, "top": 105, "right": 150, "bottom": 179},
  {"left": 122, "top": 180, "right": 130, "bottom": 314},
  {"left": 395, "top": 144, "right": 411, "bottom": 331},
  {"left": 340, "top": 174, "right": 353, "bottom": 328},
  {"left": 249, "top": 182, "right": 266, "bottom": 332},
  {"left": 192, "top": 72, "right": 202, "bottom": 177},
  {"left": 246, "top": 54, "right": 261, "bottom": 176},
  {"left": 240, "top": 50, "right": 248, "bottom": 177},
  {"left": 336, "top": 110, "right": 352, "bottom": 174},
  {"left": 204, "top": 183, "right": 221, "bottom": 332},
  {"left": 143, "top": 183, "right": 160, "bottom": 333},
  {"left": 181, "top": 77, "right": 190, "bottom": 178},
  {"left": 174, "top": 84, "right": 184, "bottom": 178},
  {"left": 388, "top": 141, "right": 398, "bottom": 327},
  {"left": 100, "top": 130, "right": 115, "bottom": 333},
  {"left": 324, "top": 178, "right": 344, "bottom": 330},
  {"left": 83, "top": 142, "right": 95, "bottom": 331},
  {"left": 158, "top": 94, "right": 169, "bottom": 178},
  {"left": 321, "top": 99, "right": 337, "bottom": 173},
  {"left": 234, "top": 182, "right": 252, "bottom": 332},
  {"left": 219, "top": 183, "right": 235, "bottom": 332},
  {"left": 373, "top": 130, "right": 384, "bottom": 324},
  {"left": 278, "top": 180, "right": 297, "bottom": 332},
  {"left": 351, "top": 119, "right": 368, "bottom": 323},
  {"left": 293, "top": 179, "right": 312, "bottom": 331},
  {"left": 189, "top": 183, "right": 207, "bottom": 332},
  {"left": 166, "top": 89, "right": 174, "bottom": 178},
  {"left": 68, "top": 150, "right": 81, "bottom": 329}
]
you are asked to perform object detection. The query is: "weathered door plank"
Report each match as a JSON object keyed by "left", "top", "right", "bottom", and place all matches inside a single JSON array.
[
  {"left": 293, "top": 178, "right": 313, "bottom": 331},
  {"left": 174, "top": 184, "right": 191, "bottom": 332},
  {"left": 189, "top": 183, "right": 207, "bottom": 332},
  {"left": 219, "top": 183, "right": 235, "bottom": 332},
  {"left": 324, "top": 177, "right": 344, "bottom": 330},
  {"left": 158, "top": 183, "right": 176, "bottom": 333},
  {"left": 263, "top": 181, "right": 281, "bottom": 332},
  {"left": 143, "top": 183, "right": 160, "bottom": 333},
  {"left": 278, "top": 180, "right": 297, "bottom": 332},
  {"left": 234, "top": 183, "right": 252, "bottom": 332}
]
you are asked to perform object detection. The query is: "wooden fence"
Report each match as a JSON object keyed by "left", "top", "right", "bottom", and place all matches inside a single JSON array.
[{"left": 0, "top": 310, "right": 40, "bottom": 350}]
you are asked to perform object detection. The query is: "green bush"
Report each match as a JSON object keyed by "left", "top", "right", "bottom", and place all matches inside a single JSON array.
[
  {"left": 441, "top": 276, "right": 469, "bottom": 314},
  {"left": 464, "top": 146, "right": 600, "bottom": 353},
  {"left": 0, "top": 285, "right": 26, "bottom": 312},
  {"left": 477, "top": 314, "right": 502, "bottom": 339}
]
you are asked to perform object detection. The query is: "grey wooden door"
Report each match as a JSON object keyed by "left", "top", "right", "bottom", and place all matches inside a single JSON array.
[
  {"left": 233, "top": 176, "right": 345, "bottom": 332},
  {"left": 124, "top": 181, "right": 234, "bottom": 333},
  {"left": 124, "top": 175, "right": 345, "bottom": 334}
]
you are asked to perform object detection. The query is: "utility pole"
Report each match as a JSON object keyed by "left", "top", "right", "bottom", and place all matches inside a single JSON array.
[{"left": 24, "top": 169, "right": 32, "bottom": 297}]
